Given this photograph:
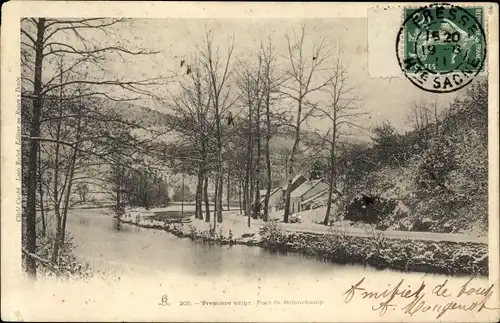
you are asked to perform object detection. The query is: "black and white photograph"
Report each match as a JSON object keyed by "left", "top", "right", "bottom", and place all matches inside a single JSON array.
[{"left": 2, "top": 2, "right": 499, "bottom": 322}]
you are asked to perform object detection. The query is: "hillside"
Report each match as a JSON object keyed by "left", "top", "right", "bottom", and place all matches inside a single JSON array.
[
  {"left": 328, "top": 80, "right": 488, "bottom": 236},
  {"left": 98, "top": 100, "right": 170, "bottom": 128}
]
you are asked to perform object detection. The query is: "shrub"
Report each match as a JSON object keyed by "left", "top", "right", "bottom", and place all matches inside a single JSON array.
[
  {"left": 289, "top": 214, "right": 302, "bottom": 224},
  {"left": 344, "top": 194, "right": 398, "bottom": 224},
  {"left": 260, "top": 221, "right": 288, "bottom": 246},
  {"left": 23, "top": 233, "right": 94, "bottom": 280}
]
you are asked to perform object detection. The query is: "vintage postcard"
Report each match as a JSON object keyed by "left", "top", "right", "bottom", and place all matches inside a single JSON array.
[{"left": 1, "top": 1, "right": 499, "bottom": 322}]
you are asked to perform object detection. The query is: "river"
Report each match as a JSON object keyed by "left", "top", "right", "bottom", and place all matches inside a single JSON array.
[
  {"left": 16, "top": 208, "right": 495, "bottom": 323},
  {"left": 66, "top": 208, "right": 391, "bottom": 278}
]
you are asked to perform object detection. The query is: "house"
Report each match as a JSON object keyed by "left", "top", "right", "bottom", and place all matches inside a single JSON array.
[
  {"left": 250, "top": 175, "right": 308, "bottom": 213},
  {"left": 280, "top": 174, "right": 308, "bottom": 198},
  {"left": 289, "top": 179, "right": 329, "bottom": 214},
  {"left": 259, "top": 187, "right": 282, "bottom": 212},
  {"left": 301, "top": 189, "right": 330, "bottom": 211}
]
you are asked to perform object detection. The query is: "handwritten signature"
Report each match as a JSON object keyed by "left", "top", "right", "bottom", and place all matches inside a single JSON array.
[{"left": 344, "top": 277, "right": 499, "bottom": 318}]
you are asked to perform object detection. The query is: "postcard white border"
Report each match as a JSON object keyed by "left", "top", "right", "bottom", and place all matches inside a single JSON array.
[{"left": 1, "top": 2, "right": 499, "bottom": 322}]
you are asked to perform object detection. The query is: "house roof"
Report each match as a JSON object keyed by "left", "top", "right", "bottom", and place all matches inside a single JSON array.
[
  {"left": 291, "top": 179, "right": 324, "bottom": 198},
  {"left": 281, "top": 174, "right": 306, "bottom": 191},
  {"left": 301, "top": 189, "right": 329, "bottom": 206},
  {"left": 259, "top": 187, "right": 281, "bottom": 202}
]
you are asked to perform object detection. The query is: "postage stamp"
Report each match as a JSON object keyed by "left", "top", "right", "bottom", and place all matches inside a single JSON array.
[
  {"left": 396, "top": 3, "right": 487, "bottom": 93},
  {"left": 1, "top": 1, "right": 499, "bottom": 322}
]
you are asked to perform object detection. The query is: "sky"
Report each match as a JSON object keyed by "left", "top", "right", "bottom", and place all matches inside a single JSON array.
[
  {"left": 24, "top": 17, "right": 462, "bottom": 137},
  {"left": 119, "top": 18, "right": 459, "bottom": 132}
]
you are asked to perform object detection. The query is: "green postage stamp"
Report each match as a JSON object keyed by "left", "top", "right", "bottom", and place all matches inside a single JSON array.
[{"left": 396, "top": 3, "right": 486, "bottom": 93}]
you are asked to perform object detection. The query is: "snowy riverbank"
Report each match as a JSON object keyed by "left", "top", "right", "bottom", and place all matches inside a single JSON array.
[{"left": 117, "top": 209, "right": 489, "bottom": 276}]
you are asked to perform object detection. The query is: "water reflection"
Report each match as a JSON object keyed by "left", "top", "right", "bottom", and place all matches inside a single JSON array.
[
  {"left": 64, "top": 208, "right": 421, "bottom": 278},
  {"left": 78, "top": 217, "right": 89, "bottom": 225},
  {"left": 114, "top": 218, "right": 121, "bottom": 231},
  {"left": 111, "top": 218, "right": 142, "bottom": 233}
]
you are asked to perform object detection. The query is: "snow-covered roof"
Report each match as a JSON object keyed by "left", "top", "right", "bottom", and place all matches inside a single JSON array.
[
  {"left": 259, "top": 187, "right": 281, "bottom": 202},
  {"left": 290, "top": 182, "right": 310, "bottom": 198},
  {"left": 301, "top": 189, "right": 329, "bottom": 206},
  {"left": 281, "top": 174, "right": 306, "bottom": 191},
  {"left": 291, "top": 179, "right": 323, "bottom": 198}
]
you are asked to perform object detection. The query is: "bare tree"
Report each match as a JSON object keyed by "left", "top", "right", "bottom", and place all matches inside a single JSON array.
[
  {"left": 198, "top": 30, "right": 237, "bottom": 224},
  {"left": 21, "top": 18, "right": 163, "bottom": 278},
  {"left": 430, "top": 97, "right": 440, "bottom": 136},
  {"left": 253, "top": 79, "right": 263, "bottom": 220},
  {"left": 311, "top": 47, "right": 365, "bottom": 225},
  {"left": 222, "top": 117, "right": 250, "bottom": 217},
  {"left": 165, "top": 60, "right": 215, "bottom": 222},
  {"left": 76, "top": 183, "right": 89, "bottom": 203},
  {"left": 165, "top": 30, "right": 239, "bottom": 229},
  {"left": 280, "top": 21, "right": 335, "bottom": 223},
  {"left": 407, "top": 97, "right": 447, "bottom": 150},
  {"left": 408, "top": 100, "right": 431, "bottom": 132},
  {"left": 236, "top": 61, "right": 257, "bottom": 226},
  {"left": 258, "top": 36, "right": 282, "bottom": 221}
]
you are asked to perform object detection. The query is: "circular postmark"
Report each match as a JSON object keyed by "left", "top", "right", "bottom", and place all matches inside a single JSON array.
[{"left": 396, "top": 3, "right": 486, "bottom": 93}]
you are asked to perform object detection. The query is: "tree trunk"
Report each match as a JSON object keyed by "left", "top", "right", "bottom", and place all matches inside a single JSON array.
[
  {"left": 253, "top": 182, "right": 260, "bottom": 219},
  {"left": 217, "top": 164, "right": 223, "bottom": 223},
  {"left": 245, "top": 136, "right": 253, "bottom": 227},
  {"left": 213, "top": 176, "right": 218, "bottom": 233},
  {"left": 249, "top": 151, "right": 255, "bottom": 227},
  {"left": 226, "top": 172, "right": 230, "bottom": 211},
  {"left": 238, "top": 177, "right": 243, "bottom": 215},
  {"left": 323, "top": 122, "right": 337, "bottom": 225},
  {"left": 253, "top": 158, "right": 261, "bottom": 219},
  {"left": 283, "top": 95, "right": 303, "bottom": 223},
  {"left": 51, "top": 209, "right": 62, "bottom": 264},
  {"left": 60, "top": 149, "right": 77, "bottom": 245},
  {"left": 434, "top": 103, "right": 439, "bottom": 136},
  {"left": 264, "top": 170, "right": 271, "bottom": 221},
  {"left": 61, "top": 97, "right": 84, "bottom": 244},
  {"left": 283, "top": 145, "right": 298, "bottom": 221},
  {"left": 25, "top": 18, "right": 46, "bottom": 278},
  {"left": 253, "top": 101, "right": 261, "bottom": 219},
  {"left": 213, "top": 80, "right": 223, "bottom": 223},
  {"left": 213, "top": 173, "right": 219, "bottom": 230},
  {"left": 284, "top": 131, "right": 300, "bottom": 222},
  {"left": 263, "top": 89, "right": 272, "bottom": 222},
  {"left": 50, "top": 57, "right": 65, "bottom": 264},
  {"left": 115, "top": 167, "right": 122, "bottom": 231},
  {"left": 116, "top": 168, "right": 122, "bottom": 211},
  {"left": 244, "top": 96, "right": 254, "bottom": 223},
  {"left": 195, "top": 177, "right": 201, "bottom": 219},
  {"left": 246, "top": 180, "right": 252, "bottom": 228},
  {"left": 214, "top": 174, "right": 218, "bottom": 210},
  {"left": 195, "top": 163, "right": 204, "bottom": 219},
  {"left": 250, "top": 170, "right": 255, "bottom": 214},
  {"left": 37, "top": 144, "right": 46, "bottom": 236},
  {"left": 242, "top": 179, "right": 246, "bottom": 215},
  {"left": 243, "top": 174, "right": 248, "bottom": 217},
  {"left": 203, "top": 172, "right": 210, "bottom": 222},
  {"left": 283, "top": 175, "right": 293, "bottom": 223}
]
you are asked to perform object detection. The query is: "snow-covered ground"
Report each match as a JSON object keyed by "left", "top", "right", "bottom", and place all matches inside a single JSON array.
[{"left": 123, "top": 205, "right": 487, "bottom": 244}]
